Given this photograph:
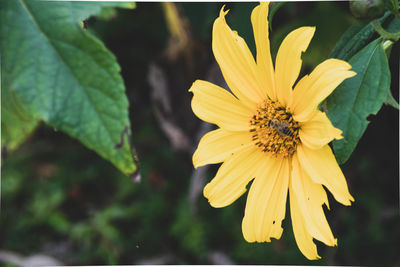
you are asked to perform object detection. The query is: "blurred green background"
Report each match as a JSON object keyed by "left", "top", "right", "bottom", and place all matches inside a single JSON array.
[{"left": 1, "top": 2, "right": 399, "bottom": 266}]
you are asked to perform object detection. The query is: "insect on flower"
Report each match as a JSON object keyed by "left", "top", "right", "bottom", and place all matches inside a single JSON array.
[
  {"left": 268, "top": 119, "right": 297, "bottom": 137},
  {"left": 189, "top": 2, "right": 356, "bottom": 260}
]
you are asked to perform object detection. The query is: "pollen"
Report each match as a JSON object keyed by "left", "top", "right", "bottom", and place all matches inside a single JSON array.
[{"left": 249, "top": 99, "right": 300, "bottom": 158}]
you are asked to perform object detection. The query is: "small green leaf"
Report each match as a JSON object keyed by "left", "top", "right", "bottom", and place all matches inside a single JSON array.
[
  {"left": 326, "top": 39, "right": 391, "bottom": 164},
  {"left": 329, "top": 12, "right": 390, "bottom": 61},
  {"left": 1, "top": 0, "right": 136, "bottom": 175}
]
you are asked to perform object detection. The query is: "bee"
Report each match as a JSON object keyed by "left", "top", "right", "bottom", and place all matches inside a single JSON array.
[{"left": 267, "top": 119, "right": 294, "bottom": 137}]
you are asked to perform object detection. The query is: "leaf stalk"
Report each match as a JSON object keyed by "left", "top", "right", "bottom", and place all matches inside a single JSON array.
[{"left": 371, "top": 19, "right": 400, "bottom": 41}]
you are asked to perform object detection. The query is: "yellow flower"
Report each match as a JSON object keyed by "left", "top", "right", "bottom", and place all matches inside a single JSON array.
[{"left": 189, "top": 2, "right": 356, "bottom": 260}]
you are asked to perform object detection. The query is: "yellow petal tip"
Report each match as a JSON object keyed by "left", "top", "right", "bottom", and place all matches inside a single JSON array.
[
  {"left": 188, "top": 81, "right": 197, "bottom": 93},
  {"left": 348, "top": 70, "right": 357, "bottom": 77},
  {"left": 219, "top": 5, "right": 229, "bottom": 17},
  {"left": 334, "top": 129, "right": 344, "bottom": 140},
  {"left": 336, "top": 134, "right": 344, "bottom": 140},
  {"left": 342, "top": 195, "right": 355, "bottom": 206},
  {"left": 302, "top": 26, "right": 316, "bottom": 39},
  {"left": 309, "top": 26, "right": 316, "bottom": 32}
]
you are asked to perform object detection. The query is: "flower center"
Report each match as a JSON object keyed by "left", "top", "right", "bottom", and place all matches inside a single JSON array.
[{"left": 249, "top": 99, "right": 300, "bottom": 158}]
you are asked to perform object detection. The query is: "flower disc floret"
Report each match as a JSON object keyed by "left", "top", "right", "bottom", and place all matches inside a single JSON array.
[{"left": 250, "top": 100, "right": 300, "bottom": 158}]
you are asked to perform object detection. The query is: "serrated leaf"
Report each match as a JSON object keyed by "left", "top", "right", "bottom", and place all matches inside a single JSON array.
[
  {"left": 329, "top": 12, "right": 391, "bottom": 61},
  {"left": 326, "top": 39, "right": 391, "bottom": 164},
  {"left": 1, "top": 0, "right": 136, "bottom": 175}
]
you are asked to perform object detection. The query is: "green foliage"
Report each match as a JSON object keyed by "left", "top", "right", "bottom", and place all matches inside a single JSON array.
[
  {"left": 1, "top": 94, "right": 38, "bottom": 150},
  {"left": 68, "top": 2, "right": 136, "bottom": 22},
  {"left": 329, "top": 12, "right": 391, "bottom": 61},
  {"left": 326, "top": 8, "right": 400, "bottom": 164},
  {"left": 0, "top": 0, "right": 136, "bottom": 175},
  {"left": 384, "top": 89, "right": 400, "bottom": 109},
  {"left": 326, "top": 39, "right": 391, "bottom": 164},
  {"left": 170, "top": 202, "right": 208, "bottom": 259},
  {"left": 386, "top": 13, "right": 400, "bottom": 32},
  {"left": 383, "top": 0, "right": 400, "bottom": 17}
]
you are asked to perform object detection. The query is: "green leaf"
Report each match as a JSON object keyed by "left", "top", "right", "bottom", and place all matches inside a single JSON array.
[
  {"left": 383, "top": 0, "right": 400, "bottom": 17},
  {"left": 69, "top": 2, "right": 136, "bottom": 22},
  {"left": 385, "top": 14, "right": 400, "bottom": 32},
  {"left": 326, "top": 39, "right": 391, "bottom": 164},
  {"left": 393, "top": 0, "right": 400, "bottom": 10},
  {"left": 329, "top": 12, "right": 391, "bottom": 61},
  {"left": 1, "top": 87, "right": 39, "bottom": 151},
  {"left": 384, "top": 90, "right": 399, "bottom": 109},
  {"left": 1, "top": 0, "right": 136, "bottom": 175}
]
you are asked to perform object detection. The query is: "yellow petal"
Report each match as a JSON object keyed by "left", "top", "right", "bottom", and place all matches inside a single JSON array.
[
  {"left": 299, "top": 110, "right": 343, "bottom": 150},
  {"left": 289, "top": 186, "right": 321, "bottom": 260},
  {"left": 291, "top": 154, "right": 337, "bottom": 246},
  {"left": 297, "top": 144, "right": 355, "bottom": 206},
  {"left": 290, "top": 58, "right": 357, "bottom": 122},
  {"left": 189, "top": 80, "right": 252, "bottom": 131},
  {"left": 213, "top": 7, "right": 266, "bottom": 108},
  {"left": 251, "top": 2, "right": 276, "bottom": 100},
  {"left": 204, "top": 146, "right": 263, "bottom": 208},
  {"left": 242, "top": 156, "right": 289, "bottom": 242},
  {"left": 275, "top": 27, "right": 315, "bottom": 107},
  {"left": 193, "top": 128, "right": 253, "bottom": 168}
]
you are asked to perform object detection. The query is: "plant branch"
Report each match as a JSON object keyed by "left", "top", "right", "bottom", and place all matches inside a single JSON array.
[{"left": 371, "top": 19, "right": 400, "bottom": 41}]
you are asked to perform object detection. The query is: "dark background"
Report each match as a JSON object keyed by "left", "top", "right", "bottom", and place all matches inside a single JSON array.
[{"left": 1, "top": 2, "right": 399, "bottom": 266}]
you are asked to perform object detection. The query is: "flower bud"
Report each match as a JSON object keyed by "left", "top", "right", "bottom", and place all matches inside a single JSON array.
[{"left": 349, "top": 0, "right": 385, "bottom": 20}]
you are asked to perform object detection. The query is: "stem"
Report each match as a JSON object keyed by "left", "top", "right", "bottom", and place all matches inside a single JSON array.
[
  {"left": 371, "top": 19, "right": 400, "bottom": 41},
  {"left": 389, "top": 0, "right": 400, "bottom": 20}
]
